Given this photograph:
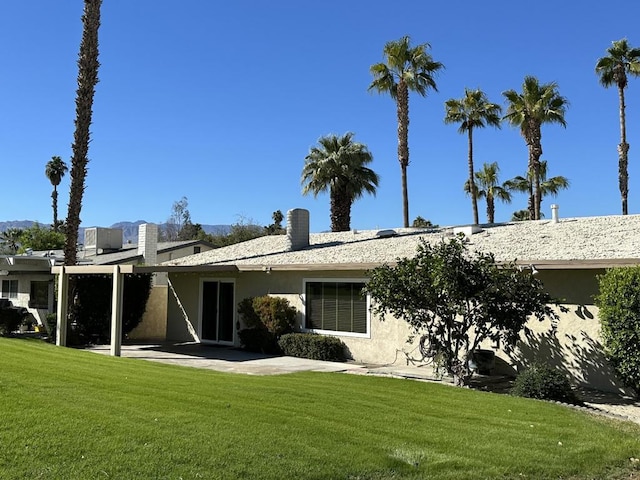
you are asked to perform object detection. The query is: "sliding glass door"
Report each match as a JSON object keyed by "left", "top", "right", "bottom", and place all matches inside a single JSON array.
[{"left": 200, "top": 280, "right": 234, "bottom": 343}]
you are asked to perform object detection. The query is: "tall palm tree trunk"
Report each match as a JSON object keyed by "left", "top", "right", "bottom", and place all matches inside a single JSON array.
[
  {"left": 528, "top": 123, "right": 543, "bottom": 220},
  {"left": 487, "top": 194, "right": 495, "bottom": 224},
  {"left": 52, "top": 186, "right": 59, "bottom": 231},
  {"left": 397, "top": 80, "right": 410, "bottom": 227},
  {"left": 64, "top": 0, "right": 101, "bottom": 266},
  {"left": 467, "top": 127, "right": 479, "bottom": 225},
  {"left": 330, "top": 187, "right": 352, "bottom": 232},
  {"left": 618, "top": 85, "right": 629, "bottom": 215}
]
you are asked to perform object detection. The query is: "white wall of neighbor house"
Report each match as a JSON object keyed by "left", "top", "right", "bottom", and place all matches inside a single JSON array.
[
  {"left": 163, "top": 267, "right": 628, "bottom": 393},
  {"left": 1, "top": 273, "right": 54, "bottom": 328}
]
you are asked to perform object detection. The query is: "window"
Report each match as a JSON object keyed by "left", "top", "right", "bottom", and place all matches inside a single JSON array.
[
  {"left": 193, "top": 246, "right": 201, "bottom": 254},
  {"left": 1, "top": 279, "right": 18, "bottom": 299},
  {"left": 29, "top": 281, "right": 50, "bottom": 309},
  {"left": 304, "top": 280, "right": 369, "bottom": 336}
]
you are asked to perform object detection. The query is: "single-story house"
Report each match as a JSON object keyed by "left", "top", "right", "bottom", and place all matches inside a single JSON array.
[{"left": 152, "top": 208, "right": 640, "bottom": 394}]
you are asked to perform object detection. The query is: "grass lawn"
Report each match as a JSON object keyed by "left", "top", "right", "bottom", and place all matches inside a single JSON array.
[{"left": 1, "top": 338, "right": 639, "bottom": 479}]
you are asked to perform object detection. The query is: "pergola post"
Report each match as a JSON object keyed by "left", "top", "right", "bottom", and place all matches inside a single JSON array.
[
  {"left": 110, "top": 265, "right": 124, "bottom": 356},
  {"left": 55, "top": 266, "right": 69, "bottom": 347}
]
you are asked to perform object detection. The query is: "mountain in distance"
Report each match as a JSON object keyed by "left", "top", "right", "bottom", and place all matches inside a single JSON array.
[{"left": 0, "top": 220, "right": 232, "bottom": 245}]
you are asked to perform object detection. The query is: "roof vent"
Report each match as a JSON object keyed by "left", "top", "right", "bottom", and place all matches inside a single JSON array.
[
  {"left": 551, "top": 204, "right": 559, "bottom": 223},
  {"left": 287, "top": 208, "right": 310, "bottom": 250},
  {"left": 453, "top": 225, "right": 482, "bottom": 237},
  {"left": 376, "top": 229, "right": 397, "bottom": 239}
]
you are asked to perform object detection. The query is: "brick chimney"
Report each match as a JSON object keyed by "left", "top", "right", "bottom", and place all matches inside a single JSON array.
[
  {"left": 137, "top": 223, "right": 158, "bottom": 265},
  {"left": 286, "top": 209, "right": 309, "bottom": 250}
]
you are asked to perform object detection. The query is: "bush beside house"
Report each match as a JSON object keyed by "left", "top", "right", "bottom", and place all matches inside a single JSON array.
[
  {"left": 595, "top": 266, "right": 640, "bottom": 396},
  {"left": 278, "top": 333, "right": 346, "bottom": 362},
  {"left": 237, "top": 296, "right": 296, "bottom": 353}
]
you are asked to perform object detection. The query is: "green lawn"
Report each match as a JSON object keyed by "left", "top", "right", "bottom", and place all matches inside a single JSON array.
[{"left": 1, "top": 338, "right": 639, "bottom": 480}]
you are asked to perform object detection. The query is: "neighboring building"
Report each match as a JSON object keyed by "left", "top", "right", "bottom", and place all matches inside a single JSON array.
[
  {"left": 0, "top": 254, "right": 57, "bottom": 328},
  {"left": 156, "top": 208, "right": 640, "bottom": 394},
  {"left": 3, "top": 223, "right": 214, "bottom": 334}
]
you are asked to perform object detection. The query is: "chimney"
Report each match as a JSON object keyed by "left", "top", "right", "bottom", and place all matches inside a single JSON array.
[
  {"left": 550, "top": 204, "right": 559, "bottom": 223},
  {"left": 138, "top": 223, "right": 158, "bottom": 265},
  {"left": 287, "top": 208, "right": 310, "bottom": 250}
]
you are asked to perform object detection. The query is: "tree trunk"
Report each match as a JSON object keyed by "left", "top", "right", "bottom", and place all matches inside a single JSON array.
[
  {"left": 52, "top": 187, "right": 58, "bottom": 232},
  {"left": 618, "top": 85, "right": 629, "bottom": 215},
  {"left": 64, "top": 0, "right": 101, "bottom": 266},
  {"left": 330, "top": 188, "right": 352, "bottom": 232},
  {"left": 467, "top": 127, "right": 479, "bottom": 225},
  {"left": 397, "top": 80, "right": 410, "bottom": 227},
  {"left": 487, "top": 194, "right": 495, "bottom": 224},
  {"left": 527, "top": 121, "right": 543, "bottom": 220}
]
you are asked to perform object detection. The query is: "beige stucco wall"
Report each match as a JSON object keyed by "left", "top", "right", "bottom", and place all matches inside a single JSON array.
[{"left": 164, "top": 267, "right": 628, "bottom": 393}]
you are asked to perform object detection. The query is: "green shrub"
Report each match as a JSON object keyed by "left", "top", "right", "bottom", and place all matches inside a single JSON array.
[
  {"left": 0, "top": 308, "right": 26, "bottom": 336},
  {"left": 237, "top": 296, "right": 296, "bottom": 337},
  {"left": 237, "top": 328, "right": 278, "bottom": 354},
  {"left": 45, "top": 313, "right": 57, "bottom": 343},
  {"left": 237, "top": 296, "right": 297, "bottom": 353},
  {"left": 595, "top": 266, "right": 640, "bottom": 395},
  {"left": 511, "top": 363, "right": 576, "bottom": 403},
  {"left": 278, "top": 333, "right": 346, "bottom": 362}
]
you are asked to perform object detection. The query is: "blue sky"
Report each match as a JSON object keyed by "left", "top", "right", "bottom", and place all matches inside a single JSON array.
[{"left": 2, "top": 0, "right": 640, "bottom": 233}]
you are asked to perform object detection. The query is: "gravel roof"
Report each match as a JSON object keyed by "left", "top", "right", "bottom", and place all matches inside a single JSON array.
[{"left": 164, "top": 214, "right": 640, "bottom": 269}]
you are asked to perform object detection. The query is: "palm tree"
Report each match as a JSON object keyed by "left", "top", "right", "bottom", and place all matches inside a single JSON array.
[
  {"left": 445, "top": 89, "right": 502, "bottom": 225},
  {"left": 0, "top": 228, "right": 23, "bottom": 254},
  {"left": 64, "top": 0, "right": 101, "bottom": 266},
  {"left": 301, "top": 133, "right": 379, "bottom": 232},
  {"left": 595, "top": 38, "right": 640, "bottom": 215},
  {"left": 464, "top": 162, "right": 511, "bottom": 224},
  {"left": 369, "top": 35, "right": 443, "bottom": 227},
  {"left": 503, "top": 76, "right": 568, "bottom": 220},
  {"left": 45, "top": 156, "right": 68, "bottom": 232},
  {"left": 505, "top": 160, "right": 569, "bottom": 218}
]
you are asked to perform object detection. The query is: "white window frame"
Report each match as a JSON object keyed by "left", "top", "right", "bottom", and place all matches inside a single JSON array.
[
  {"left": 302, "top": 277, "right": 371, "bottom": 339},
  {"left": 1, "top": 279, "right": 18, "bottom": 299}
]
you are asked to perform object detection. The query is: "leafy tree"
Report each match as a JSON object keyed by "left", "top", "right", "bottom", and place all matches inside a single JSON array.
[
  {"left": 64, "top": 0, "right": 102, "bottom": 266},
  {"left": 369, "top": 36, "right": 443, "bottom": 227},
  {"left": 465, "top": 162, "right": 512, "bottom": 224},
  {"left": 45, "top": 156, "right": 68, "bottom": 232},
  {"left": 445, "top": 88, "right": 502, "bottom": 225},
  {"left": 301, "top": 132, "right": 379, "bottom": 232},
  {"left": 505, "top": 160, "right": 569, "bottom": 217},
  {"left": 207, "top": 217, "right": 267, "bottom": 247},
  {"left": 161, "top": 197, "right": 195, "bottom": 241},
  {"left": 18, "top": 224, "right": 65, "bottom": 252},
  {"left": 364, "top": 237, "right": 560, "bottom": 385},
  {"left": 503, "top": 76, "right": 568, "bottom": 221},
  {"left": 0, "top": 228, "right": 23, "bottom": 254},
  {"left": 596, "top": 38, "right": 640, "bottom": 215},
  {"left": 411, "top": 216, "right": 437, "bottom": 228},
  {"left": 595, "top": 266, "right": 640, "bottom": 395}
]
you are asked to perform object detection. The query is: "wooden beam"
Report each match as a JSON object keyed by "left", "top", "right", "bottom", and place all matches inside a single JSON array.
[
  {"left": 55, "top": 267, "right": 69, "bottom": 347},
  {"left": 110, "top": 265, "right": 124, "bottom": 356}
]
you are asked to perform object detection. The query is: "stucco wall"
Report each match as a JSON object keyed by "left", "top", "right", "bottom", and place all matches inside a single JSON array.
[
  {"left": 128, "top": 285, "right": 168, "bottom": 341},
  {"left": 165, "top": 267, "right": 627, "bottom": 393}
]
